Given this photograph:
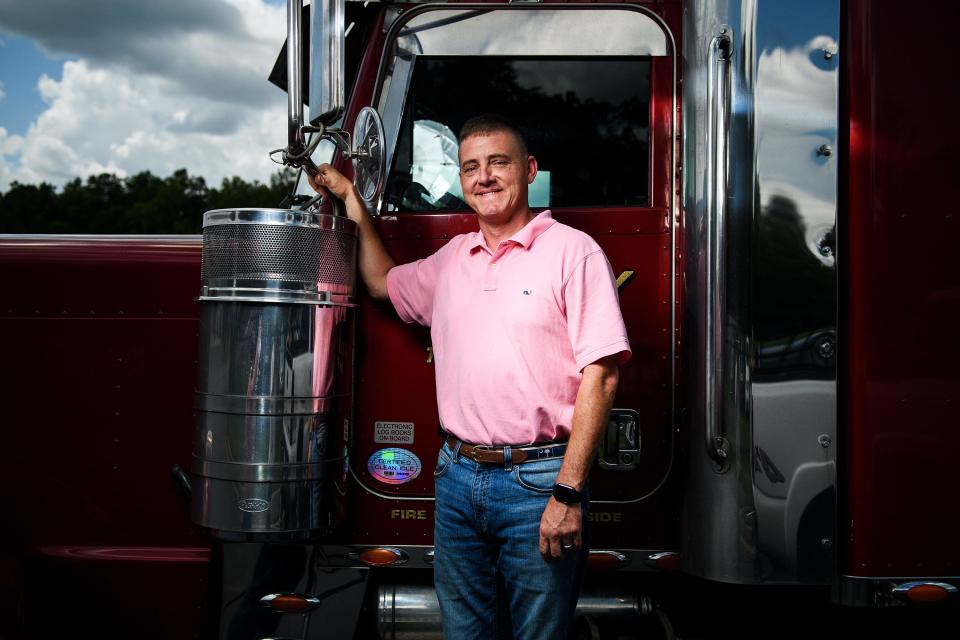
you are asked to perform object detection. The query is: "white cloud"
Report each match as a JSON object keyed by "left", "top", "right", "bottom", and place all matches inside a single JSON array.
[
  {"left": 0, "top": 80, "right": 6, "bottom": 102},
  {"left": 0, "top": 0, "right": 292, "bottom": 190},
  {"left": 0, "top": 127, "right": 26, "bottom": 187},
  {"left": 756, "top": 36, "right": 838, "bottom": 133}
]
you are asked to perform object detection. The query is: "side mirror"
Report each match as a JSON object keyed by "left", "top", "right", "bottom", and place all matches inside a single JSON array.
[{"left": 309, "top": 0, "right": 345, "bottom": 126}]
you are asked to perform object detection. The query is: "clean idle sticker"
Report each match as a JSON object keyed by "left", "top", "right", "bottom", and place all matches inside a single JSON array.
[
  {"left": 367, "top": 448, "right": 422, "bottom": 485},
  {"left": 374, "top": 421, "right": 415, "bottom": 444}
]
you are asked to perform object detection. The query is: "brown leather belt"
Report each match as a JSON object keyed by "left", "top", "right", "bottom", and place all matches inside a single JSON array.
[{"left": 445, "top": 434, "right": 568, "bottom": 465}]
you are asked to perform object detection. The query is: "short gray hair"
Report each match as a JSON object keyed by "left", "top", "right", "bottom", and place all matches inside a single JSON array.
[{"left": 458, "top": 114, "right": 529, "bottom": 157}]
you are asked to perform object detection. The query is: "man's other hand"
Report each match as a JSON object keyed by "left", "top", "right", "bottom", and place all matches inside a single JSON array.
[{"left": 539, "top": 497, "right": 582, "bottom": 562}]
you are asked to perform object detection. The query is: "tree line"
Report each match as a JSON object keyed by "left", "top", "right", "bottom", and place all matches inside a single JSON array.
[{"left": 0, "top": 168, "right": 299, "bottom": 234}]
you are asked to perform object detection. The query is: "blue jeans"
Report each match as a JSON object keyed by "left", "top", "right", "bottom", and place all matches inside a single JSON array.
[{"left": 433, "top": 440, "right": 587, "bottom": 640}]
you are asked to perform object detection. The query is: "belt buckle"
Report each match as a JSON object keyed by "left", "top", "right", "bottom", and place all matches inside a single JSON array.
[{"left": 469, "top": 445, "right": 492, "bottom": 463}]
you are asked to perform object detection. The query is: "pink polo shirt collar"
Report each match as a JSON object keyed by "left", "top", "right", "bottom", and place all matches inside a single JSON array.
[{"left": 467, "top": 210, "right": 557, "bottom": 255}]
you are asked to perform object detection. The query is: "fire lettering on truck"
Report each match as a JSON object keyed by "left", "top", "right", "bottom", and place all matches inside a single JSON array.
[
  {"left": 367, "top": 448, "right": 422, "bottom": 485},
  {"left": 588, "top": 512, "right": 623, "bottom": 523},
  {"left": 391, "top": 509, "right": 428, "bottom": 520}
]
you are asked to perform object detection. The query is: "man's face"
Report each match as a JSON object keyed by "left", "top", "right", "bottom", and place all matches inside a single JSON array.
[{"left": 459, "top": 131, "right": 537, "bottom": 225}]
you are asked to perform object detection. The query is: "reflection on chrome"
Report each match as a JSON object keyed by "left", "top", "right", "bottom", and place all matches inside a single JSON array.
[
  {"left": 191, "top": 210, "right": 356, "bottom": 537},
  {"left": 682, "top": 0, "right": 839, "bottom": 585}
]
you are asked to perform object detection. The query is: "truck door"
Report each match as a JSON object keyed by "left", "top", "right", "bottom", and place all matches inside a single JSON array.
[{"left": 349, "top": 4, "right": 680, "bottom": 552}]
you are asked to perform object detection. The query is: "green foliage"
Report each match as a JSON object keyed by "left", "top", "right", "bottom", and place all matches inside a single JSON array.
[{"left": 0, "top": 168, "right": 298, "bottom": 234}]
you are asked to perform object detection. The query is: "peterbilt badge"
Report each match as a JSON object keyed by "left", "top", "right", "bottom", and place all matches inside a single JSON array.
[{"left": 237, "top": 498, "right": 270, "bottom": 513}]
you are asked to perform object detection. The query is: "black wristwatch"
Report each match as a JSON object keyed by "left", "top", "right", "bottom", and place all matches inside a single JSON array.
[{"left": 552, "top": 483, "right": 583, "bottom": 505}]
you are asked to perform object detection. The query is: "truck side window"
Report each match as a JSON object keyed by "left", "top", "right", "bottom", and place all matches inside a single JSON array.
[{"left": 385, "top": 56, "right": 651, "bottom": 212}]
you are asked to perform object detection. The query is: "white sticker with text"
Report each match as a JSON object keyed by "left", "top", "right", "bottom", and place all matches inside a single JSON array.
[{"left": 374, "top": 421, "right": 415, "bottom": 444}]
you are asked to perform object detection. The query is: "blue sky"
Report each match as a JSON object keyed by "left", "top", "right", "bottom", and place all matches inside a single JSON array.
[
  {"left": 0, "top": 33, "right": 68, "bottom": 137},
  {"left": 0, "top": 0, "right": 290, "bottom": 190}
]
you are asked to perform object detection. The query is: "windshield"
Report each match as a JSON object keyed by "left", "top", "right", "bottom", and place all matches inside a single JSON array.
[{"left": 384, "top": 56, "right": 651, "bottom": 212}]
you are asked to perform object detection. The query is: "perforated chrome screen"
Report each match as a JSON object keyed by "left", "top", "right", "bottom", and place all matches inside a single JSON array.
[{"left": 201, "top": 223, "right": 356, "bottom": 291}]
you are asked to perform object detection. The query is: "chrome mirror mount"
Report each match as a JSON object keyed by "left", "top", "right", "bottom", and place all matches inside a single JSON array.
[
  {"left": 276, "top": 0, "right": 346, "bottom": 177},
  {"left": 272, "top": 0, "right": 385, "bottom": 214},
  {"left": 310, "top": 0, "right": 346, "bottom": 127}
]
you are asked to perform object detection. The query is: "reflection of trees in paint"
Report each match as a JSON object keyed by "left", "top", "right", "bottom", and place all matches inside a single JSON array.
[{"left": 754, "top": 194, "right": 836, "bottom": 380}]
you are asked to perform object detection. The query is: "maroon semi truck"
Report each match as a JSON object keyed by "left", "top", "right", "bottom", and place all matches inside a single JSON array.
[{"left": 2, "top": 1, "right": 958, "bottom": 638}]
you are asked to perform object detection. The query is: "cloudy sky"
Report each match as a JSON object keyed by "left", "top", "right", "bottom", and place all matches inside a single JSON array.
[{"left": 0, "top": 0, "right": 292, "bottom": 191}]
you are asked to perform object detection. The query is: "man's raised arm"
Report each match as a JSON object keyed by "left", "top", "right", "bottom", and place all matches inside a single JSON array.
[{"left": 308, "top": 163, "right": 394, "bottom": 300}]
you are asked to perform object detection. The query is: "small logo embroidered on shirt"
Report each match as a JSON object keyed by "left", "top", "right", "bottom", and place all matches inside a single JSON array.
[{"left": 522, "top": 289, "right": 533, "bottom": 296}]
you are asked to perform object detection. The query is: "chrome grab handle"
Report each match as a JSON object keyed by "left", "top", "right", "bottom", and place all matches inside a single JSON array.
[{"left": 704, "top": 26, "right": 732, "bottom": 463}]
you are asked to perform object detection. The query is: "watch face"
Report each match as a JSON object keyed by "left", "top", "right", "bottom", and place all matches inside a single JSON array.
[{"left": 553, "top": 483, "right": 582, "bottom": 505}]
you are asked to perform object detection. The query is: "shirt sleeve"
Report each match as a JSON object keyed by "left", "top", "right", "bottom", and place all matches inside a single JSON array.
[
  {"left": 563, "top": 250, "right": 632, "bottom": 371},
  {"left": 386, "top": 249, "right": 443, "bottom": 327}
]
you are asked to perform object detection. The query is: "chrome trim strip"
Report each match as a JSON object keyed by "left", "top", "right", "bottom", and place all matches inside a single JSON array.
[
  {"left": 591, "top": 550, "right": 629, "bottom": 564},
  {"left": 192, "top": 456, "right": 343, "bottom": 482},
  {"left": 645, "top": 551, "right": 680, "bottom": 568},
  {"left": 200, "top": 278, "right": 352, "bottom": 293},
  {"left": 198, "top": 288, "right": 356, "bottom": 306},
  {"left": 202, "top": 208, "right": 357, "bottom": 232},
  {"left": 195, "top": 392, "right": 348, "bottom": 415}
]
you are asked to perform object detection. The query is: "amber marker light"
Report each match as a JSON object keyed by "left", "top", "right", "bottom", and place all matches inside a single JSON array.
[
  {"left": 892, "top": 581, "right": 958, "bottom": 604},
  {"left": 587, "top": 550, "right": 629, "bottom": 571},
  {"left": 358, "top": 547, "right": 409, "bottom": 566},
  {"left": 645, "top": 551, "right": 681, "bottom": 571},
  {"left": 259, "top": 593, "right": 322, "bottom": 613}
]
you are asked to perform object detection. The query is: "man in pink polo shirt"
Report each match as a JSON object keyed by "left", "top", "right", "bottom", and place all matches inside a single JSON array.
[{"left": 310, "top": 114, "right": 630, "bottom": 639}]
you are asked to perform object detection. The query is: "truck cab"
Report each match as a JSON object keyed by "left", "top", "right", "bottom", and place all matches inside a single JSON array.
[{"left": 2, "top": 1, "right": 958, "bottom": 638}]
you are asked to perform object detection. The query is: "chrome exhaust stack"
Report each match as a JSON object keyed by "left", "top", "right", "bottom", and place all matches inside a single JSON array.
[{"left": 191, "top": 208, "right": 356, "bottom": 538}]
